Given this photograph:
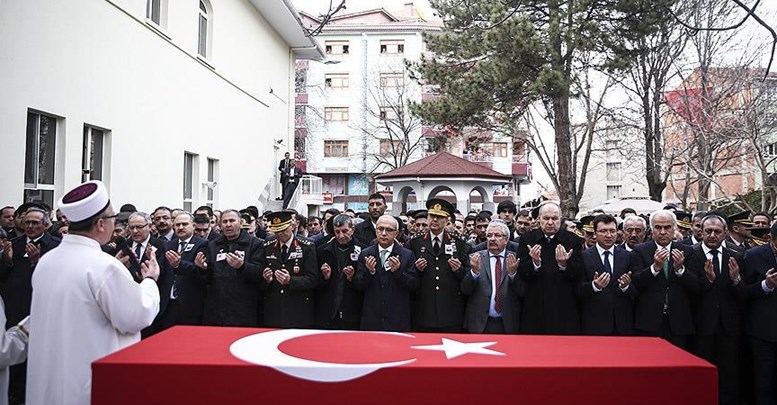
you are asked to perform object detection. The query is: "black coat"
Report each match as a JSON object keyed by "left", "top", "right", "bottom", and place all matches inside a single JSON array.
[
  {"left": 406, "top": 231, "right": 470, "bottom": 329},
  {"left": 517, "top": 229, "right": 583, "bottom": 335},
  {"left": 629, "top": 241, "right": 698, "bottom": 335},
  {"left": 202, "top": 230, "right": 264, "bottom": 327},
  {"left": 354, "top": 242, "right": 418, "bottom": 331},
  {"left": 688, "top": 244, "right": 745, "bottom": 337},
  {"left": 0, "top": 232, "right": 60, "bottom": 327},
  {"left": 259, "top": 237, "right": 318, "bottom": 328},
  {"left": 577, "top": 245, "right": 635, "bottom": 335},
  {"left": 315, "top": 239, "right": 364, "bottom": 326},
  {"left": 353, "top": 220, "right": 377, "bottom": 247},
  {"left": 743, "top": 244, "right": 777, "bottom": 342}
]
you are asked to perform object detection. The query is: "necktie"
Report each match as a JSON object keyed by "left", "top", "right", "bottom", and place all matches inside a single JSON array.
[
  {"left": 135, "top": 244, "right": 143, "bottom": 260},
  {"left": 710, "top": 249, "right": 720, "bottom": 276},
  {"left": 380, "top": 249, "right": 390, "bottom": 268},
  {"left": 603, "top": 250, "right": 612, "bottom": 274},
  {"left": 494, "top": 255, "right": 503, "bottom": 314},
  {"left": 433, "top": 238, "right": 440, "bottom": 254},
  {"left": 546, "top": 236, "right": 552, "bottom": 244},
  {"left": 281, "top": 245, "right": 289, "bottom": 262},
  {"left": 662, "top": 249, "right": 669, "bottom": 279},
  {"left": 179, "top": 241, "right": 186, "bottom": 253}
]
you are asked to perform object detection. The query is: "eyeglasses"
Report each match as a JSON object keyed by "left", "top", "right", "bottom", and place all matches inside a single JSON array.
[
  {"left": 128, "top": 223, "right": 149, "bottom": 231},
  {"left": 173, "top": 223, "right": 190, "bottom": 227},
  {"left": 376, "top": 226, "right": 396, "bottom": 234},
  {"left": 101, "top": 213, "right": 119, "bottom": 221}
]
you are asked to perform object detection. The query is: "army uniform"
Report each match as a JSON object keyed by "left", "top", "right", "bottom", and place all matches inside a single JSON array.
[
  {"left": 407, "top": 198, "right": 471, "bottom": 332},
  {"left": 259, "top": 233, "right": 318, "bottom": 328}
]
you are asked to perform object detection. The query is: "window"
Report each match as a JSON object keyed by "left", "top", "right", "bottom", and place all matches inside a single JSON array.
[
  {"left": 380, "top": 72, "right": 404, "bottom": 88},
  {"left": 380, "top": 40, "right": 405, "bottom": 55},
  {"left": 324, "top": 107, "right": 349, "bottom": 122},
  {"left": 606, "top": 162, "right": 622, "bottom": 182},
  {"left": 379, "top": 106, "right": 400, "bottom": 121},
  {"left": 607, "top": 185, "right": 622, "bottom": 200},
  {"left": 183, "top": 152, "right": 197, "bottom": 212},
  {"left": 82, "top": 126, "right": 106, "bottom": 182},
  {"left": 605, "top": 140, "right": 619, "bottom": 160},
  {"left": 206, "top": 158, "right": 218, "bottom": 207},
  {"left": 765, "top": 142, "right": 777, "bottom": 156},
  {"left": 324, "top": 73, "right": 349, "bottom": 89},
  {"left": 492, "top": 142, "right": 508, "bottom": 158},
  {"left": 324, "top": 140, "right": 349, "bottom": 157},
  {"left": 197, "top": 1, "right": 211, "bottom": 58},
  {"left": 24, "top": 111, "right": 58, "bottom": 207},
  {"left": 380, "top": 139, "right": 404, "bottom": 156},
  {"left": 324, "top": 41, "right": 350, "bottom": 55},
  {"left": 146, "top": 0, "right": 165, "bottom": 26}
]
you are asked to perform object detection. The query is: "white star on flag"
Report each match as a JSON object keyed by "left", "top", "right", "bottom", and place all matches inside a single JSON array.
[{"left": 411, "top": 338, "right": 506, "bottom": 359}]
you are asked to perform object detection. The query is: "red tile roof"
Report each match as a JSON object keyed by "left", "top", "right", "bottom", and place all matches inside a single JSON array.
[{"left": 375, "top": 152, "right": 512, "bottom": 180}]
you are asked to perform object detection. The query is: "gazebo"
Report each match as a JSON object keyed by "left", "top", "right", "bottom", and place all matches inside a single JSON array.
[{"left": 374, "top": 152, "right": 513, "bottom": 214}]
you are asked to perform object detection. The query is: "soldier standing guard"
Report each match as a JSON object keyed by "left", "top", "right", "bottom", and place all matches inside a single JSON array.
[
  {"left": 259, "top": 210, "right": 318, "bottom": 328},
  {"left": 408, "top": 198, "right": 471, "bottom": 332}
]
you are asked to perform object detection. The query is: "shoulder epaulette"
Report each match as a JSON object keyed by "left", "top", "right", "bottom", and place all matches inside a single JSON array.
[{"left": 264, "top": 240, "right": 274, "bottom": 246}]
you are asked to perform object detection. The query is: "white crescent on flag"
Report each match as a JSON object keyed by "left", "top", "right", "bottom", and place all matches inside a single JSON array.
[{"left": 229, "top": 329, "right": 417, "bottom": 383}]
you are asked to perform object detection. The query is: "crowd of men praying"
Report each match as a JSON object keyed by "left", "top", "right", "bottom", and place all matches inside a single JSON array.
[{"left": 2, "top": 195, "right": 777, "bottom": 405}]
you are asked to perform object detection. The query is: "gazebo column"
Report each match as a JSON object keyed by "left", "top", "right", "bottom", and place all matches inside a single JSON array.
[{"left": 452, "top": 184, "right": 470, "bottom": 214}]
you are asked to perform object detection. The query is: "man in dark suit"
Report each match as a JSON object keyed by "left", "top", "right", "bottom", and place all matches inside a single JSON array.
[
  {"left": 577, "top": 214, "right": 635, "bottom": 335},
  {"left": 316, "top": 213, "right": 363, "bottom": 330},
  {"left": 683, "top": 211, "right": 705, "bottom": 246},
  {"left": 630, "top": 210, "right": 699, "bottom": 349},
  {"left": 281, "top": 159, "right": 303, "bottom": 209},
  {"left": 259, "top": 210, "right": 318, "bottom": 328},
  {"left": 689, "top": 214, "right": 744, "bottom": 405},
  {"left": 125, "top": 212, "right": 168, "bottom": 337},
  {"left": 278, "top": 152, "right": 292, "bottom": 201},
  {"left": 620, "top": 215, "right": 647, "bottom": 252},
  {"left": 194, "top": 213, "right": 219, "bottom": 242},
  {"left": 161, "top": 212, "right": 209, "bottom": 327},
  {"left": 743, "top": 223, "right": 777, "bottom": 405},
  {"left": 353, "top": 193, "right": 387, "bottom": 246},
  {"left": 461, "top": 219, "right": 522, "bottom": 334},
  {"left": 517, "top": 201, "right": 583, "bottom": 335},
  {"left": 407, "top": 199, "right": 470, "bottom": 332},
  {"left": 354, "top": 215, "right": 418, "bottom": 332},
  {"left": 0, "top": 206, "right": 60, "bottom": 404}
]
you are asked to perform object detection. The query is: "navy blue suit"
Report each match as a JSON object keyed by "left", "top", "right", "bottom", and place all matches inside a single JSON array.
[
  {"left": 158, "top": 236, "right": 209, "bottom": 328},
  {"left": 354, "top": 242, "right": 418, "bottom": 331},
  {"left": 577, "top": 245, "right": 635, "bottom": 335}
]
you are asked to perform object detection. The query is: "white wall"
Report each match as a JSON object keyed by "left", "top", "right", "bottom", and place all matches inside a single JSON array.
[{"left": 0, "top": 0, "right": 296, "bottom": 212}]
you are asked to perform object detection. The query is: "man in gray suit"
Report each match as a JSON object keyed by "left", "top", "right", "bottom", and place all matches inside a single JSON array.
[{"left": 461, "top": 220, "right": 523, "bottom": 334}]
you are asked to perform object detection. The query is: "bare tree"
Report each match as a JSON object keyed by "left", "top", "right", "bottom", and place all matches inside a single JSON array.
[
  {"left": 520, "top": 62, "right": 619, "bottom": 215},
  {"left": 356, "top": 67, "right": 426, "bottom": 174},
  {"left": 663, "top": 0, "right": 766, "bottom": 210}
]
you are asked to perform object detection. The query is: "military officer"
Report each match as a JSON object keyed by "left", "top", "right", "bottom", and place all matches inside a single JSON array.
[
  {"left": 259, "top": 210, "right": 318, "bottom": 328},
  {"left": 407, "top": 198, "right": 471, "bottom": 332}
]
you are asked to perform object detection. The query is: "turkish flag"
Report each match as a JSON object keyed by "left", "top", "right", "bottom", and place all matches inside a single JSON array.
[{"left": 94, "top": 327, "right": 718, "bottom": 405}]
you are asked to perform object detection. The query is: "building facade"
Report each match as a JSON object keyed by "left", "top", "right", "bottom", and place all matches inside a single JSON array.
[
  {"left": 662, "top": 68, "right": 777, "bottom": 210},
  {"left": 0, "top": 0, "right": 322, "bottom": 212},
  {"left": 296, "top": 4, "right": 531, "bottom": 213}
]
